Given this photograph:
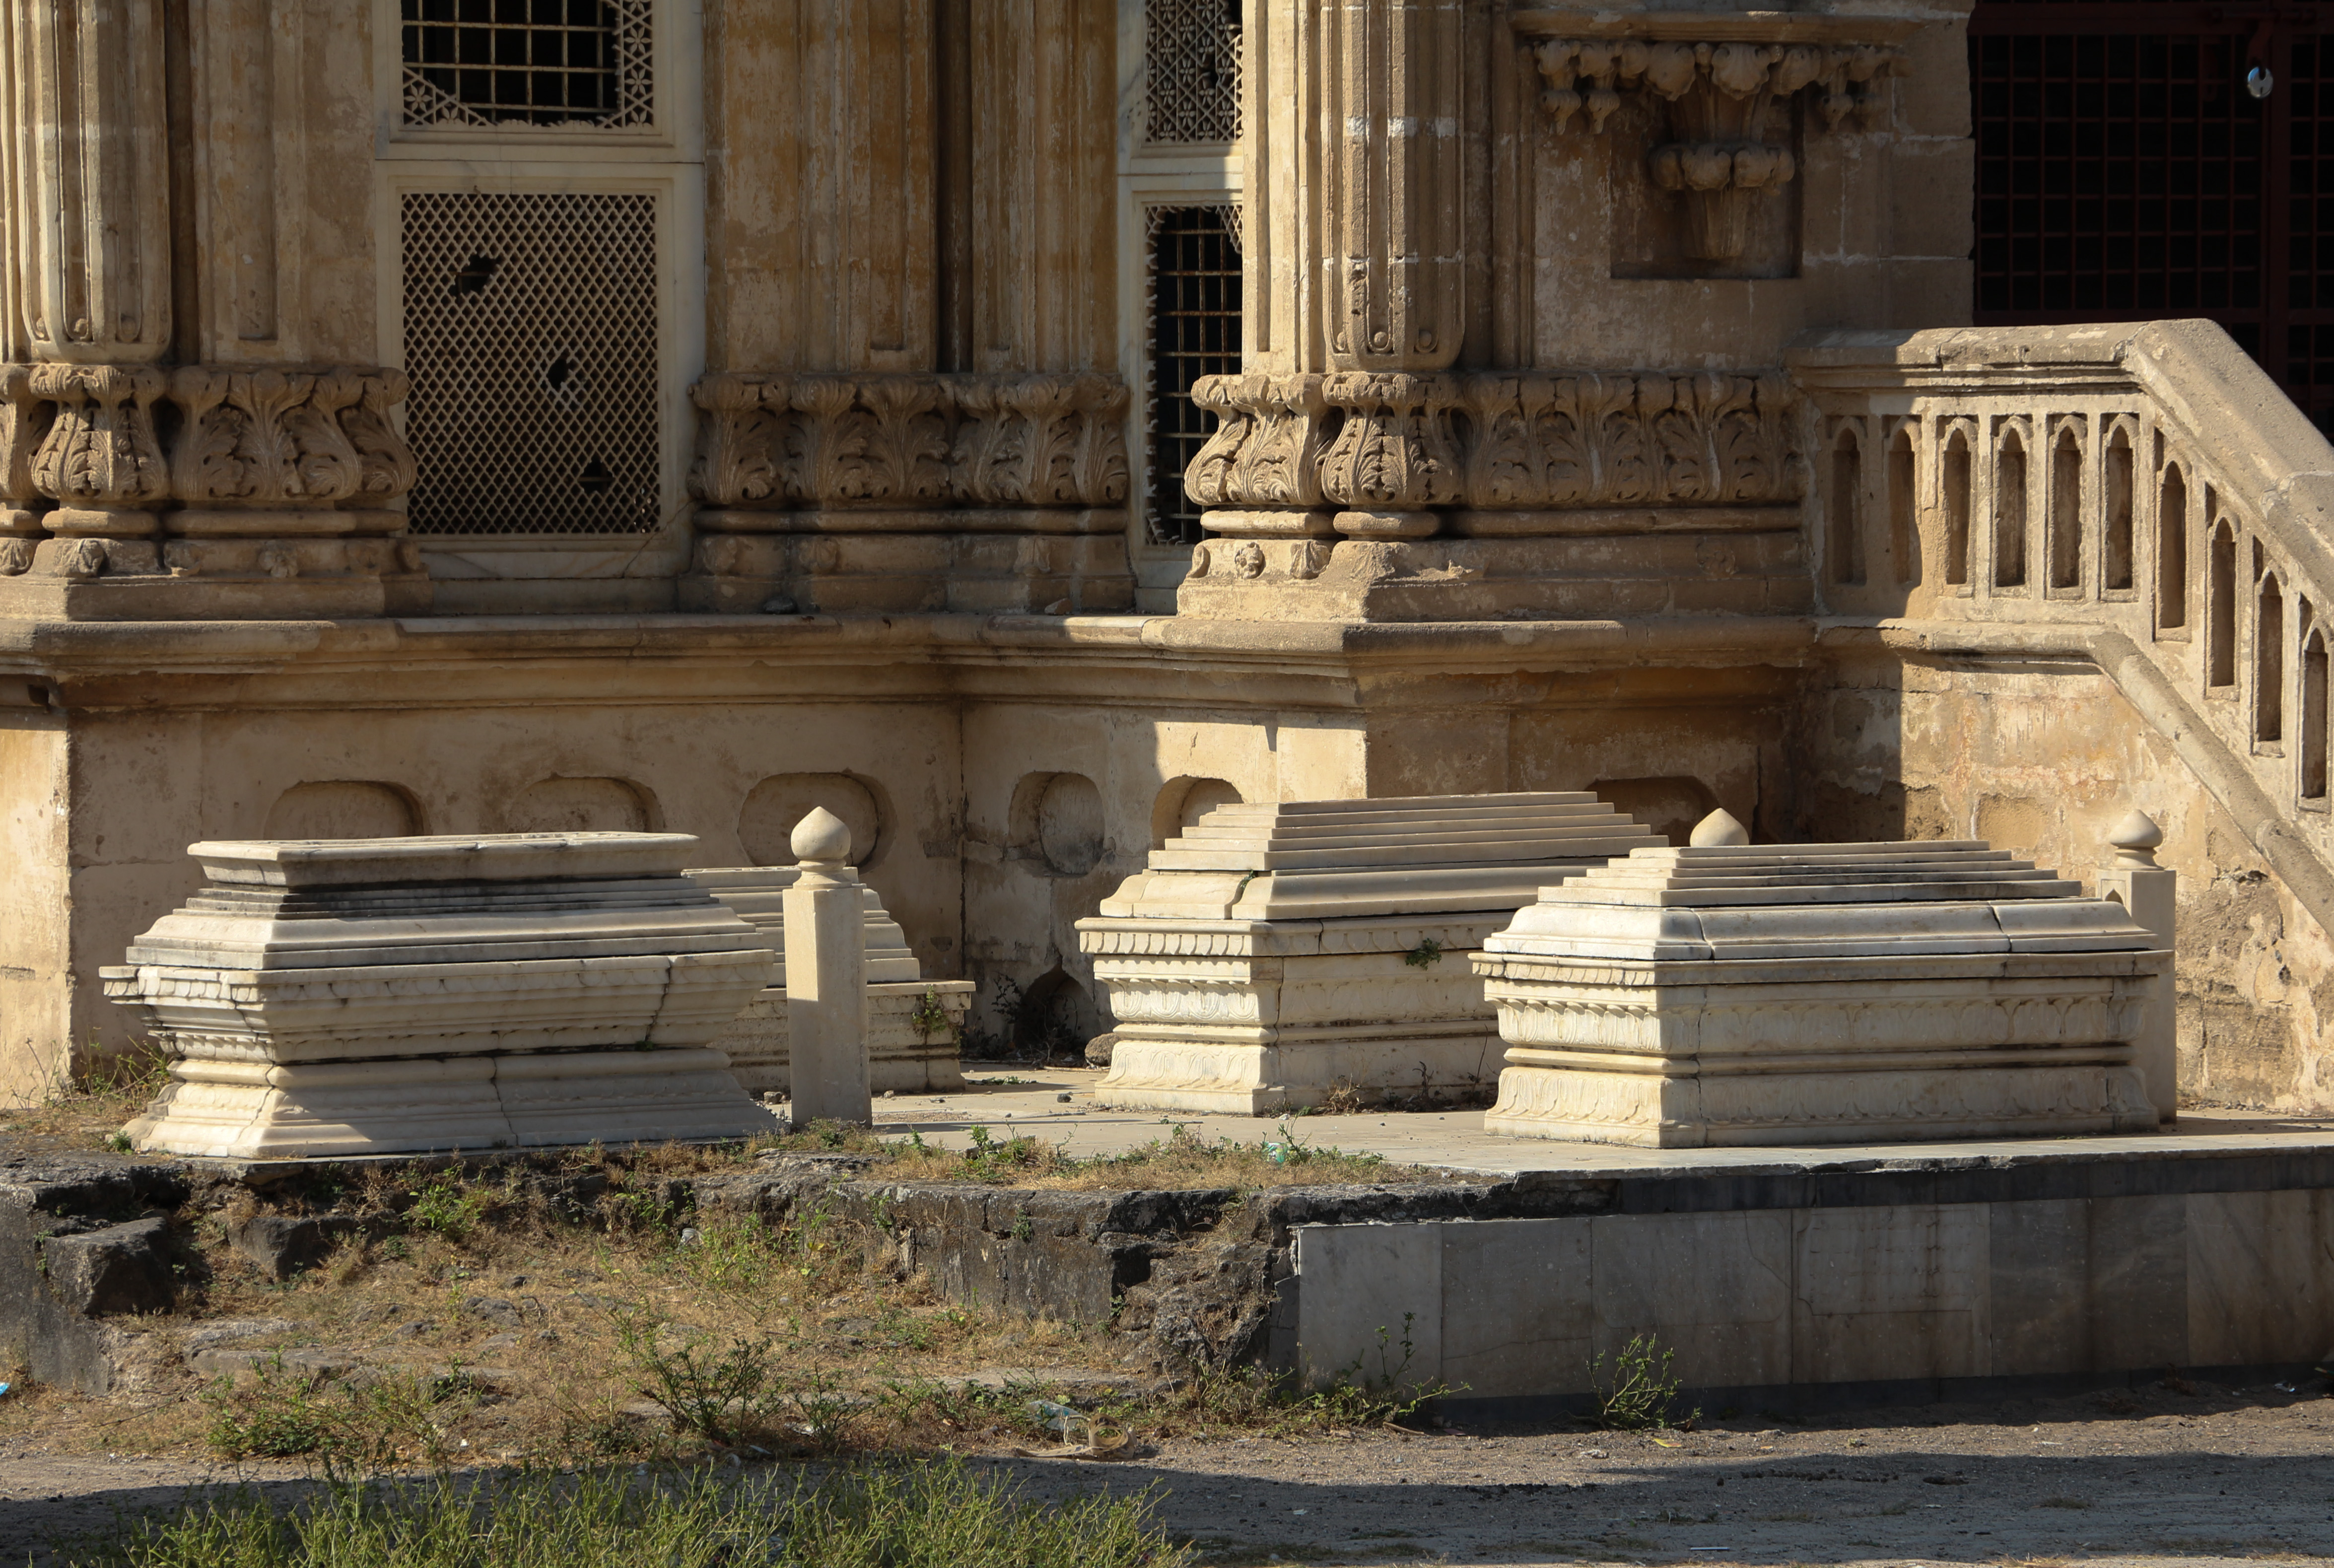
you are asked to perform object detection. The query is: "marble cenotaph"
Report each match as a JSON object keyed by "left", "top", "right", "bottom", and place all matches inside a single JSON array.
[
  {"left": 105, "top": 833, "right": 780, "bottom": 1158},
  {"left": 1078, "top": 792, "right": 1662, "bottom": 1112},
  {"left": 1474, "top": 819, "right": 2168, "bottom": 1146}
]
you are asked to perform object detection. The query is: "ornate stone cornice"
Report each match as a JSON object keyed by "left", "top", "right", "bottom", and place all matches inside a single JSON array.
[
  {"left": 688, "top": 371, "right": 1131, "bottom": 512},
  {"left": 1187, "top": 369, "right": 1804, "bottom": 515}
]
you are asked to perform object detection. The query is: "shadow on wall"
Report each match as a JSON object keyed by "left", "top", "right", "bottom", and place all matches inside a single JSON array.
[
  {"left": 1590, "top": 776, "right": 1721, "bottom": 847},
  {"left": 1151, "top": 774, "right": 1242, "bottom": 848},
  {"left": 738, "top": 772, "right": 887, "bottom": 867},
  {"left": 263, "top": 781, "right": 422, "bottom": 838},
  {"left": 504, "top": 776, "right": 659, "bottom": 833}
]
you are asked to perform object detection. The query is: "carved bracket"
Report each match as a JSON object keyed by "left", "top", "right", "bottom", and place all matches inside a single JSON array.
[
  {"left": 689, "top": 372, "right": 1130, "bottom": 511},
  {"left": 1513, "top": 11, "right": 1919, "bottom": 262}
]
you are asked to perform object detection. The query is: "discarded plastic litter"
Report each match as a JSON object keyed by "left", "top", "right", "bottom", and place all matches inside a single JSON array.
[{"left": 0, "top": 1382, "right": 11, "bottom": 1398}]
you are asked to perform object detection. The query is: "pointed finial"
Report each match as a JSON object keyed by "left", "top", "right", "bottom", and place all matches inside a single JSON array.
[
  {"left": 2108, "top": 808, "right": 2164, "bottom": 868},
  {"left": 1689, "top": 808, "right": 1750, "bottom": 847},
  {"left": 790, "top": 805, "right": 853, "bottom": 865}
]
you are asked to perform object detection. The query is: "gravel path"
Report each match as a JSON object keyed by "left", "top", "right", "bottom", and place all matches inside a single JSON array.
[{"left": 4, "top": 1381, "right": 2330, "bottom": 1565}]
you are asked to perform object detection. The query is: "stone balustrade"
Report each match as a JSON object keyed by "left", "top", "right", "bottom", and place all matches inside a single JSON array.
[{"left": 1789, "top": 321, "right": 2334, "bottom": 944}]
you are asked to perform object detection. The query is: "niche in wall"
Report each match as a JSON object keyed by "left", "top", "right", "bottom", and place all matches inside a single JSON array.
[
  {"left": 1591, "top": 775, "right": 1719, "bottom": 847},
  {"left": 1150, "top": 775, "right": 1242, "bottom": 848},
  {"left": 739, "top": 772, "right": 883, "bottom": 867},
  {"left": 1011, "top": 772, "right": 1108, "bottom": 876},
  {"left": 263, "top": 781, "right": 422, "bottom": 839},
  {"left": 505, "top": 776, "right": 657, "bottom": 833}
]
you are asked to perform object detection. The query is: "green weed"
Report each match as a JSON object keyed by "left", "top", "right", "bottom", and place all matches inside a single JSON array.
[{"left": 1589, "top": 1333, "right": 1696, "bottom": 1431}]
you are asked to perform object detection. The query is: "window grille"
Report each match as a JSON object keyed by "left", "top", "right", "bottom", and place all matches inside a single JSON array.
[
  {"left": 401, "top": 0, "right": 653, "bottom": 130},
  {"left": 1146, "top": 205, "right": 1242, "bottom": 547},
  {"left": 400, "top": 191, "right": 662, "bottom": 536},
  {"left": 1145, "top": 0, "right": 1241, "bottom": 143}
]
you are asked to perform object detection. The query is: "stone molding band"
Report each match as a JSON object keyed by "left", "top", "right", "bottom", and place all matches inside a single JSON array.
[
  {"left": 1184, "top": 369, "right": 1805, "bottom": 520},
  {"left": 688, "top": 370, "right": 1131, "bottom": 517}
]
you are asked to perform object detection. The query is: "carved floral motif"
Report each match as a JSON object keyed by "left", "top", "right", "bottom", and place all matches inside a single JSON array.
[
  {"left": 30, "top": 364, "right": 170, "bottom": 513},
  {"left": 1189, "top": 370, "right": 1804, "bottom": 512},
  {"left": 690, "top": 372, "right": 1130, "bottom": 510}
]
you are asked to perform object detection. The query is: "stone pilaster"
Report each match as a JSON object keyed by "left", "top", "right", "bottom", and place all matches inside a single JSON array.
[{"left": 0, "top": 2, "right": 426, "bottom": 618}]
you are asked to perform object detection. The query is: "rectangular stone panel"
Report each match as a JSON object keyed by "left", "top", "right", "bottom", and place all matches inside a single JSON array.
[
  {"left": 1791, "top": 1203, "right": 1989, "bottom": 1383},
  {"left": 1292, "top": 1222, "right": 1443, "bottom": 1392},
  {"left": 2187, "top": 1190, "right": 2334, "bottom": 1366},
  {"left": 1440, "top": 1217, "right": 1594, "bottom": 1398},
  {"left": 1988, "top": 1195, "right": 2187, "bottom": 1375},
  {"left": 1590, "top": 1210, "right": 1791, "bottom": 1388}
]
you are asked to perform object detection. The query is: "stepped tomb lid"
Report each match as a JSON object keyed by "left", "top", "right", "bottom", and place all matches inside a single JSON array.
[
  {"left": 1094, "top": 792, "right": 1663, "bottom": 923},
  {"left": 1485, "top": 836, "right": 2158, "bottom": 963}
]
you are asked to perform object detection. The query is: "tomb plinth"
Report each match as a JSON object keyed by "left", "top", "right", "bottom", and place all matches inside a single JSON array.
[
  {"left": 685, "top": 867, "right": 970, "bottom": 1096},
  {"left": 104, "top": 833, "right": 780, "bottom": 1159},
  {"left": 1474, "top": 837, "right": 2168, "bottom": 1147},
  {"left": 1077, "top": 793, "right": 1663, "bottom": 1113}
]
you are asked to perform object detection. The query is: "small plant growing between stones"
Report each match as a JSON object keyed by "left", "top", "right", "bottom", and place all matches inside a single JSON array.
[
  {"left": 908, "top": 987, "right": 955, "bottom": 1043},
  {"left": 1589, "top": 1332, "right": 1696, "bottom": 1431},
  {"left": 1404, "top": 937, "right": 1444, "bottom": 968}
]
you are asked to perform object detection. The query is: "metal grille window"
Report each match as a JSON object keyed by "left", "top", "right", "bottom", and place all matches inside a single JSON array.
[
  {"left": 1145, "top": 0, "right": 1241, "bottom": 143},
  {"left": 402, "top": 0, "right": 653, "bottom": 129},
  {"left": 401, "top": 191, "right": 661, "bottom": 536},
  {"left": 1970, "top": 3, "right": 2334, "bottom": 427},
  {"left": 1147, "top": 205, "right": 1241, "bottom": 546}
]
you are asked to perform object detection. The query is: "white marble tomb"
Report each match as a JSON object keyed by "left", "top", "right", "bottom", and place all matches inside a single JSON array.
[
  {"left": 1077, "top": 792, "right": 1663, "bottom": 1113},
  {"left": 106, "top": 833, "right": 781, "bottom": 1158},
  {"left": 1474, "top": 828, "right": 2168, "bottom": 1146}
]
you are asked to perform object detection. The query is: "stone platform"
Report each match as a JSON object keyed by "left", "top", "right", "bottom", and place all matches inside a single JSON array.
[{"left": 867, "top": 1069, "right": 2334, "bottom": 1405}]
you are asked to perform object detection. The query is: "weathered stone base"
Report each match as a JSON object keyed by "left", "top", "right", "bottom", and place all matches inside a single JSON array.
[
  {"left": 714, "top": 980, "right": 973, "bottom": 1095},
  {"left": 1483, "top": 1056, "right": 2160, "bottom": 1147},
  {"left": 1096, "top": 1027, "right": 1506, "bottom": 1115},
  {"left": 1175, "top": 524, "right": 1810, "bottom": 622},
  {"left": 1478, "top": 966, "right": 2166, "bottom": 1147},
  {"left": 124, "top": 1047, "right": 778, "bottom": 1159},
  {"left": 680, "top": 527, "right": 1135, "bottom": 615}
]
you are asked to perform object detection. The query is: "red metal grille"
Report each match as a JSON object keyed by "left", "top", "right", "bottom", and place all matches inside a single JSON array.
[{"left": 1971, "top": 2, "right": 2334, "bottom": 425}]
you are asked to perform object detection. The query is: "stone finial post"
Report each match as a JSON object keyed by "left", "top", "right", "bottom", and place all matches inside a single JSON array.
[
  {"left": 1689, "top": 808, "right": 1750, "bottom": 847},
  {"left": 2097, "top": 809, "right": 2177, "bottom": 1123},
  {"left": 781, "top": 806, "right": 872, "bottom": 1126}
]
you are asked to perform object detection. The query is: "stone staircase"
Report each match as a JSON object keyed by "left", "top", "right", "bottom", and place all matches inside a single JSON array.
[{"left": 1789, "top": 320, "right": 2334, "bottom": 947}]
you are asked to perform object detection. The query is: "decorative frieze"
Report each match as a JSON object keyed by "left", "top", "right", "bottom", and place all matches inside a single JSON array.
[
  {"left": 688, "top": 371, "right": 1130, "bottom": 515},
  {"left": 1186, "top": 369, "right": 1803, "bottom": 518},
  {"left": 167, "top": 368, "right": 418, "bottom": 514}
]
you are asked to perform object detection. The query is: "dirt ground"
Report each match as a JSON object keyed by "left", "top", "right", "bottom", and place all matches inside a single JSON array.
[{"left": 5, "top": 1377, "right": 2331, "bottom": 1567}]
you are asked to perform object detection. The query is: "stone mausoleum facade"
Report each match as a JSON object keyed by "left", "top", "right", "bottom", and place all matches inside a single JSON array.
[{"left": 5, "top": 0, "right": 2334, "bottom": 1116}]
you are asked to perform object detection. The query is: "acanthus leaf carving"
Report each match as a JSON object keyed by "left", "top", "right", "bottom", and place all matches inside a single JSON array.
[
  {"left": 29, "top": 363, "right": 170, "bottom": 513},
  {"left": 1318, "top": 373, "right": 1463, "bottom": 511}
]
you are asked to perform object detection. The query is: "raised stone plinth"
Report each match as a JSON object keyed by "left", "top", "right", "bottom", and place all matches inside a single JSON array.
[
  {"left": 103, "top": 834, "right": 780, "bottom": 1159},
  {"left": 685, "top": 866, "right": 970, "bottom": 1096},
  {"left": 1077, "top": 793, "right": 1663, "bottom": 1113},
  {"left": 1474, "top": 838, "right": 2168, "bottom": 1147}
]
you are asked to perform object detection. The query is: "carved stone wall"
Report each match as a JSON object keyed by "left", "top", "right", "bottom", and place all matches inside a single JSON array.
[{"left": 682, "top": 370, "right": 1134, "bottom": 613}]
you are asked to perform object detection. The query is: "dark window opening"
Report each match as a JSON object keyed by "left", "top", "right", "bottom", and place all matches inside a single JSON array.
[
  {"left": 402, "top": 0, "right": 650, "bottom": 130},
  {"left": 1148, "top": 205, "right": 1243, "bottom": 548}
]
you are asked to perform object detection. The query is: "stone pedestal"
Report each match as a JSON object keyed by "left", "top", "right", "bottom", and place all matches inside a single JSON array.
[
  {"left": 103, "top": 833, "right": 778, "bottom": 1159},
  {"left": 2096, "top": 810, "right": 2178, "bottom": 1123},
  {"left": 685, "top": 865, "right": 969, "bottom": 1094},
  {"left": 1475, "top": 833, "right": 2168, "bottom": 1147},
  {"left": 1077, "top": 793, "right": 1662, "bottom": 1113},
  {"left": 779, "top": 808, "right": 873, "bottom": 1124}
]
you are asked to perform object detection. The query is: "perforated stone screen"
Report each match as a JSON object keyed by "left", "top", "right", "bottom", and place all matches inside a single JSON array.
[
  {"left": 1145, "top": 0, "right": 1241, "bottom": 144},
  {"left": 400, "top": 191, "right": 662, "bottom": 536},
  {"left": 1147, "top": 204, "right": 1242, "bottom": 546},
  {"left": 401, "top": 0, "right": 653, "bottom": 130}
]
